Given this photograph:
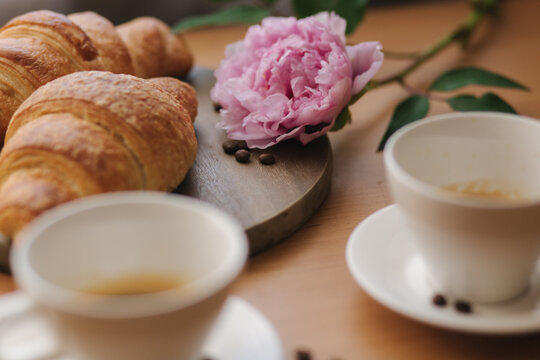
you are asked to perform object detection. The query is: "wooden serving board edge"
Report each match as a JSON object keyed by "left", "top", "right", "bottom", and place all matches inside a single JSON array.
[{"left": 246, "top": 143, "right": 333, "bottom": 254}]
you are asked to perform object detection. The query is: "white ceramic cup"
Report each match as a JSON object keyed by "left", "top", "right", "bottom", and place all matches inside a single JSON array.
[
  {"left": 5, "top": 191, "right": 248, "bottom": 360},
  {"left": 384, "top": 112, "right": 540, "bottom": 303}
]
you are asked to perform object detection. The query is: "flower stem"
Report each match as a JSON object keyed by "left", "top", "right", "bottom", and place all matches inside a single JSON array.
[
  {"left": 400, "top": 80, "right": 448, "bottom": 102},
  {"left": 371, "top": 0, "right": 498, "bottom": 90},
  {"left": 382, "top": 50, "right": 422, "bottom": 60}
]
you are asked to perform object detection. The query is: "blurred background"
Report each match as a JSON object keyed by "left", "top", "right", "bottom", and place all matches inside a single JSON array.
[{"left": 0, "top": 0, "right": 439, "bottom": 26}]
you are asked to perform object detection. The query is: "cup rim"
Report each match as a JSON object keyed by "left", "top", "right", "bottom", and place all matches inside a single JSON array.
[
  {"left": 11, "top": 191, "right": 249, "bottom": 318},
  {"left": 383, "top": 111, "right": 540, "bottom": 209}
]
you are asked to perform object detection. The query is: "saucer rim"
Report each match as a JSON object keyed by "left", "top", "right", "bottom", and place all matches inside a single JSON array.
[
  {"left": 346, "top": 204, "right": 540, "bottom": 335},
  {"left": 0, "top": 292, "right": 284, "bottom": 360},
  {"left": 202, "top": 295, "right": 285, "bottom": 359}
]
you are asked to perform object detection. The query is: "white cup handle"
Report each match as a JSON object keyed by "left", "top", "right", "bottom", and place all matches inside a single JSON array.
[{"left": 0, "top": 291, "right": 67, "bottom": 360}]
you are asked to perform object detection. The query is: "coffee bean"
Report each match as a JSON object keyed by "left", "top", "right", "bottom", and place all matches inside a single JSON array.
[
  {"left": 235, "top": 149, "right": 251, "bottom": 163},
  {"left": 213, "top": 103, "right": 222, "bottom": 112},
  {"left": 455, "top": 300, "right": 472, "bottom": 314},
  {"left": 259, "top": 153, "right": 275, "bottom": 165},
  {"left": 222, "top": 140, "right": 238, "bottom": 154},
  {"left": 222, "top": 140, "right": 248, "bottom": 154},
  {"left": 432, "top": 294, "right": 447, "bottom": 307},
  {"left": 296, "top": 350, "right": 312, "bottom": 360}
]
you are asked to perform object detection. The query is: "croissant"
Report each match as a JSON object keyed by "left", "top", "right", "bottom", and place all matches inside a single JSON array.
[
  {"left": 0, "top": 71, "right": 198, "bottom": 240},
  {"left": 0, "top": 10, "right": 193, "bottom": 142}
]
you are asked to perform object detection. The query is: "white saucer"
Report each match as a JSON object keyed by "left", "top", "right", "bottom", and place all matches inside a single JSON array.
[
  {"left": 346, "top": 204, "right": 540, "bottom": 335},
  {"left": 202, "top": 296, "right": 284, "bottom": 360},
  {"left": 0, "top": 293, "right": 284, "bottom": 360}
]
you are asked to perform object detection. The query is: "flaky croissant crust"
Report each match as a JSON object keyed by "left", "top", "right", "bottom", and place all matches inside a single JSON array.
[
  {"left": 0, "top": 10, "right": 193, "bottom": 142},
  {"left": 0, "top": 71, "right": 198, "bottom": 239}
]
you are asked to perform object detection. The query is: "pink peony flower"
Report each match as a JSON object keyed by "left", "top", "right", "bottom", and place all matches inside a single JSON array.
[{"left": 211, "top": 12, "right": 384, "bottom": 149}]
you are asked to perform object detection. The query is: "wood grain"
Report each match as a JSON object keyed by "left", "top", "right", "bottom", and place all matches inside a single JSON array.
[{"left": 177, "top": 67, "right": 332, "bottom": 254}]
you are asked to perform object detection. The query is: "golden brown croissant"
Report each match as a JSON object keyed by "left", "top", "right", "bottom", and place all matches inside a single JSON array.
[
  {"left": 0, "top": 10, "right": 193, "bottom": 141},
  {"left": 0, "top": 71, "right": 198, "bottom": 239}
]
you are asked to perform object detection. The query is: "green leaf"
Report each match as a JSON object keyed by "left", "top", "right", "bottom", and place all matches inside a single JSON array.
[
  {"left": 292, "top": 0, "right": 367, "bottom": 34},
  {"left": 429, "top": 67, "right": 528, "bottom": 92},
  {"left": 447, "top": 92, "right": 516, "bottom": 113},
  {"left": 173, "top": 5, "right": 270, "bottom": 33},
  {"left": 377, "top": 95, "right": 430, "bottom": 151},
  {"left": 331, "top": 107, "right": 351, "bottom": 132}
]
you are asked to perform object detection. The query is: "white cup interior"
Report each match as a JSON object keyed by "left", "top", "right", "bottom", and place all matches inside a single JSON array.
[
  {"left": 386, "top": 112, "right": 540, "bottom": 202},
  {"left": 12, "top": 192, "right": 248, "bottom": 318}
]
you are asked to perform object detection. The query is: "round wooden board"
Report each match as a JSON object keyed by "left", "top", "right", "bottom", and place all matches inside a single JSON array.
[{"left": 176, "top": 68, "right": 333, "bottom": 254}]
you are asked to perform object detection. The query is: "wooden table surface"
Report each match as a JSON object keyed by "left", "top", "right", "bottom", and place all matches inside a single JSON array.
[{"left": 2, "top": 0, "right": 540, "bottom": 359}]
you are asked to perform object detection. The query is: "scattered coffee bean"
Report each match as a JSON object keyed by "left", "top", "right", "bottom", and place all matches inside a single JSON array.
[
  {"left": 222, "top": 140, "right": 238, "bottom": 154},
  {"left": 455, "top": 300, "right": 472, "bottom": 314},
  {"left": 432, "top": 294, "right": 447, "bottom": 307},
  {"left": 222, "top": 140, "right": 247, "bottom": 154},
  {"left": 259, "top": 153, "right": 276, "bottom": 165},
  {"left": 296, "top": 350, "right": 312, "bottom": 360},
  {"left": 235, "top": 149, "right": 251, "bottom": 163}
]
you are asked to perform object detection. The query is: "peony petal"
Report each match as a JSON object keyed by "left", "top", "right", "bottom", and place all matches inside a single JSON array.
[
  {"left": 348, "top": 41, "right": 384, "bottom": 94},
  {"left": 297, "top": 122, "right": 333, "bottom": 145},
  {"left": 314, "top": 12, "right": 347, "bottom": 44},
  {"left": 260, "top": 93, "right": 289, "bottom": 127},
  {"left": 224, "top": 40, "right": 244, "bottom": 58}
]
